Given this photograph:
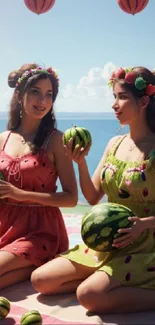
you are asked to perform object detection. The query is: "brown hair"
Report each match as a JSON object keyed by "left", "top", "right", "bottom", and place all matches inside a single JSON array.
[
  {"left": 114, "top": 67, "right": 155, "bottom": 133},
  {"left": 7, "top": 63, "right": 59, "bottom": 151}
]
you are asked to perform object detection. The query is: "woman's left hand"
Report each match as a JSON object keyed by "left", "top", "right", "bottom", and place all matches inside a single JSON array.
[
  {"left": 112, "top": 216, "right": 145, "bottom": 248},
  {"left": 0, "top": 179, "right": 24, "bottom": 200}
]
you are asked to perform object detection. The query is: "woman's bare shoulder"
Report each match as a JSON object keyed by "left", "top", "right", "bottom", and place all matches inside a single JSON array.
[
  {"left": 0, "top": 131, "right": 10, "bottom": 150},
  {"left": 45, "top": 129, "right": 64, "bottom": 153},
  {"left": 106, "top": 135, "right": 123, "bottom": 151}
]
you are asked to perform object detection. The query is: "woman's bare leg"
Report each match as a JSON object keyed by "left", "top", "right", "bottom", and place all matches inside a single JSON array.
[
  {"left": 31, "top": 257, "right": 96, "bottom": 294},
  {"left": 76, "top": 271, "right": 155, "bottom": 313},
  {"left": 0, "top": 251, "right": 35, "bottom": 289}
]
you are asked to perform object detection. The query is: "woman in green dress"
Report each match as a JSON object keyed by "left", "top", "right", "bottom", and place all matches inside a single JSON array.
[{"left": 31, "top": 66, "right": 155, "bottom": 313}]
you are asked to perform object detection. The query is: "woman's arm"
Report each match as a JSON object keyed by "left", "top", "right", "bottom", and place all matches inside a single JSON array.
[
  {"left": 78, "top": 136, "right": 120, "bottom": 205},
  {"left": 18, "top": 189, "right": 77, "bottom": 207}
]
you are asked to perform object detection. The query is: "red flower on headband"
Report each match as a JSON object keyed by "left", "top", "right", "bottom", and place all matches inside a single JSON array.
[
  {"left": 146, "top": 84, "right": 155, "bottom": 96},
  {"left": 47, "top": 67, "right": 53, "bottom": 73},
  {"left": 125, "top": 72, "right": 137, "bottom": 84},
  {"left": 116, "top": 68, "right": 126, "bottom": 79}
]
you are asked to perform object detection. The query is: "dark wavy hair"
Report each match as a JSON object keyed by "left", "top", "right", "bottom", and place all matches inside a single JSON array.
[
  {"left": 7, "top": 63, "right": 59, "bottom": 151},
  {"left": 113, "top": 67, "right": 155, "bottom": 133}
]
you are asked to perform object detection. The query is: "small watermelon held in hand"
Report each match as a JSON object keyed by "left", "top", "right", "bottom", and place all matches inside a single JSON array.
[
  {"left": 20, "top": 310, "right": 42, "bottom": 325},
  {"left": 63, "top": 126, "right": 92, "bottom": 151},
  {"left": 0, "top": 297, "right": 10, "bottom": 319},
  {"left": 81, "top": 203, "right": 134, "bottom": 252}
]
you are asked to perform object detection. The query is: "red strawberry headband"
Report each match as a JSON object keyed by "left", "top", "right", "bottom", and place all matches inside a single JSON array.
[{"left": 109, "top": 68, "right": 155, "bottom": 97}]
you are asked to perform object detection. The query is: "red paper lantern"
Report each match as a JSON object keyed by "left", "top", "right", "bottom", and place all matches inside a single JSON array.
[
  {"left": 24, "top": 0, "right": 55, "bottom": 15},
  {"left": 117, "top": 0, "right": 149, "bottom": 15}
]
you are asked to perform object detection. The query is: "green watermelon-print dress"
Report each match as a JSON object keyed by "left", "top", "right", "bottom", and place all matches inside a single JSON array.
[{"left": 61, "top": 136, "right": 155, "bottom": 289}]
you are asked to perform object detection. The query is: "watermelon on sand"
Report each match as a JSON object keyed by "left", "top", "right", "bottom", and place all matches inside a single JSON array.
[
  {"left": 0, "top": 297, "right": 10, "bottom": 319},
  {"left": 20, "top": 310, "right": 42, "bottom": 325},
  {"left": 81, "top": 203, "right": 134, "bottom": 252}
]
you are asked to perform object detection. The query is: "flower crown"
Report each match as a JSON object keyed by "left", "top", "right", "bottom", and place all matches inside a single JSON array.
[
  {"left": 16, "top": 66, "right": 59, "bottom": 88},
  {"left": 109, "top": 68, "right": 155, "bottom": 97}
]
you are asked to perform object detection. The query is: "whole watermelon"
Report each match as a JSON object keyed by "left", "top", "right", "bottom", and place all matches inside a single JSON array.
[
  {"left": 63, "top": 126, "right": 92, "bottom": 150},
  {"left": 81, "top": 203, "right": 134, "bottom": 252},
  {"left": 20, "top": 310, "right": 42, "bottom": 325},
  {"left": 0, "top": 297, "right": 10, "bottom": 319}
]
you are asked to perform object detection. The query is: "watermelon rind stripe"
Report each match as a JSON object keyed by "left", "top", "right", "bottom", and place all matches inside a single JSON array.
[
  {"left": 0, "top": 304, "right": 9, "bottom": 312},
  {"left": 82, "top": 209, "right": 133, "bottom": 225},
  {"left": 75, "top": 129, "right": 85, "bottom": 145},
  {"left": 82, "top": 128, "right": 92, "bottom": 143}
]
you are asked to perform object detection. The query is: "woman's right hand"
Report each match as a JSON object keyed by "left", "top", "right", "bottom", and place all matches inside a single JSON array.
[{"left": 64, "top": 138, "right": 92, "bottom": 165}]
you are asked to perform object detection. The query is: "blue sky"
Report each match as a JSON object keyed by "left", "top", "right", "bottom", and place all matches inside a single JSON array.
[{"left": 0, "top": 0, "right": 154, "bottom": 113}]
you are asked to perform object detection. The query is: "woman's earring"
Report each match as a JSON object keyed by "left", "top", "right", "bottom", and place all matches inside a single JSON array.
[
  {"left": 51, "top": 110, "right": 54, "bottom": 120},
  {"left": 20, "top": 110, "right": 22, "bottom": 119},
  {"left": 19, "top": 101, "right": 23, "bottom": 119}
]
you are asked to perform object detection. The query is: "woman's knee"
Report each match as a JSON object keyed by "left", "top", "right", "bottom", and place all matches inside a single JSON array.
[
  {"left": 76, "top": 281, "right": 97, "bottom": 310},
  {"left": 31, "top": 269, "right": 45, "bottom": 293},
  {"left": 31, "top": 268, "right": 57, "bottom": 294},
  {"left": 31, "top": 258, "right": 68, "bottom": 294},
  {"left": 77, "top": 281, "right": 110, "bottom": 312},
  {"left": 76, "top": 271, "right": 119, "bottom": 312}
]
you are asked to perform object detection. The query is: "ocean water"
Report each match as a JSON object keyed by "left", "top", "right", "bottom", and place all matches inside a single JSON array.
[{"left": 0, "top": 115, "right": 125, "bottom": 204}]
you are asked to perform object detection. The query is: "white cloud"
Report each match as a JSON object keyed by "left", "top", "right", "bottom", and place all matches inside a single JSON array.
[
  {"left": 57, "top": 62, "right": 116, "bottom": 112},
  {"left": 62, "top": 84, "right": 75, "bottom": 98},
  {"left": 61, "top": 62, "right": 116, "bottom": 101}
]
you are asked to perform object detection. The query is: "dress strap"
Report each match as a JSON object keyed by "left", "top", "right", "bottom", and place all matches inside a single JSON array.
[
  {"left": 110, "top": 135, "right": 127, "bottom": 156},
  {"left": 43, "top": 128, "right": 57, "bottom": 150},
  {"left": 2, "top": 131, "right": 12, "bottom": 151}
]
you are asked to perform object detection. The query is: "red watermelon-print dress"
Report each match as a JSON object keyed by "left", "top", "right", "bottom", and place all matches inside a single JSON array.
[{"left": 0, "top": 130, "right": 69, "bottom": 266}]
